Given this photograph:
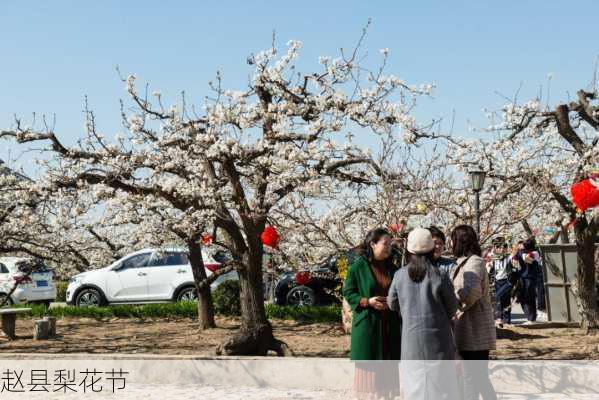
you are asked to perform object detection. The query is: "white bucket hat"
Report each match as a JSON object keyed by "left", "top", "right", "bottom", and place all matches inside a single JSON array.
[{"left": 407, "top": 228, "right": 435, "bottom": 255}]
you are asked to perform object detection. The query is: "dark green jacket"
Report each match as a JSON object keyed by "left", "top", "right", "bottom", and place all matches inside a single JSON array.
[{"left": 342, "top": 256, "right": 402, "bottom": 360}]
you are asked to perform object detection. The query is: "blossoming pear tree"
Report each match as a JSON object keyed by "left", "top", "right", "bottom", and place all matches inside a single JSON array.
[
  {"left": 1, "top": 26, "right": 437, "bottom": 353},
  {"left": 447, "top": 85, "right": 599, "bottom": 329}
]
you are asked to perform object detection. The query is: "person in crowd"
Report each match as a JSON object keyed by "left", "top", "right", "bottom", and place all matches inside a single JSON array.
[
  {"left": 513, "top": 237, "right": 542, "bottom": 324},
  {"left": 487, "top": 236, "right": 516, "bottom": 327},
  {"left": 427, "top": 226, "right": 456, "bottom": 275},
  {"left": 450, "top": 225, "right": 497, "bottom": 400},
  {"left": 483, "top": 246, "right": 497, "bottom": 317},
  {"left": 534, "top": 241, "right": 547, "bottom": 320},
  {"left": 387, "top": 228, "right": 460, "bottom": 399},
  {"left": 343, "top": 228, "right": 402, "bottom": 399}
]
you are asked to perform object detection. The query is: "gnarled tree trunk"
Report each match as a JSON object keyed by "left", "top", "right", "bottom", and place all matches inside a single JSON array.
[
  {"left": 216, "top": 242, "right": 291, "bottom": 356},
  {"left": 573, "top": 219, "right": 599, "bottom": 330},
  {"left": 187, "top": 240, "right": 215, "bottom": 330}
]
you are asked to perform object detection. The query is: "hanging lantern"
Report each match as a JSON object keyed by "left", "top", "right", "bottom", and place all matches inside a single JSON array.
[
  {"left": 295, "top": 271, "right": 311, "bottom": 286},
  {"left": 388, "top": 223, "right": 404, "bottom": 233},
  {"left": 261, "top": 225, "right": 280, "bottom": 249},
  {"left": 571, "top": 178, "right": 599, "bottom": 212},
  {"left": 201, "top": 233, "right": 213, "bottom": 246}
]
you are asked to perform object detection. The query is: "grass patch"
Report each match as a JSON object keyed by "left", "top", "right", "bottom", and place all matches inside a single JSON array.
[{"left": 11, "top": 302, "right": 341, "bottom": 323}]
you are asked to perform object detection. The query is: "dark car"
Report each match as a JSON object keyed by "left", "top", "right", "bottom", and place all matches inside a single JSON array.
[{"left": 274, "top": 250, "right": 360, "bottom": 306}]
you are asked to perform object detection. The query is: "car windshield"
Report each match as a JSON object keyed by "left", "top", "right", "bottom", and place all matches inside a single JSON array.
[{"left": 15, "top": 259, "right": 49, "bottom": 274}]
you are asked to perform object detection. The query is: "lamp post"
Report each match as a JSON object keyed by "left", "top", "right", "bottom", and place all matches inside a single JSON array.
[{"left": 469, "top": 169, "right": 486, "bottom": 236}]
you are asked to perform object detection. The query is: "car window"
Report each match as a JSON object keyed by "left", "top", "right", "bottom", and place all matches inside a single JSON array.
[
  {"left": 0, "top": 263, "right": 8, "bottom": 274},
  {"left": 148, "top": 252, "right": 189, "bottom": 267},
  {"left": 120, "top": 253, "right": 151, "bottom": 270},
  {"left": 213, "top": 250, "right": 231, "bottom": 264}
]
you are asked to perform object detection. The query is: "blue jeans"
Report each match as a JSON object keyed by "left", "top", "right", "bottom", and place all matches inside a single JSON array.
[{"left": 495, "top": 279, "right": 512, "bottom": 324}]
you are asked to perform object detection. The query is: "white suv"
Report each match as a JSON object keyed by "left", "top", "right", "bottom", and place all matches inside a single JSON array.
[
  {"left": 0, "top": 257, "right": 57, "bottom": 306},
  {"left": 66, "top": 248, "right": 238, "bottom": 307}
]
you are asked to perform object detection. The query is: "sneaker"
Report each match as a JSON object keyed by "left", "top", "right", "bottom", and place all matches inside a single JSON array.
[
  {"left": 537, "top": 311, "right": 548, "bottom": 322},
  {"left": 522, "top": 320, "right": 535, "bottom": 326}
]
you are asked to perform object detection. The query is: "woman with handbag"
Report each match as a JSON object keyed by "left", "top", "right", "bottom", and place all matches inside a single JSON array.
[{"left": 450, "top": 225, "right": 497, "bottom": 400}]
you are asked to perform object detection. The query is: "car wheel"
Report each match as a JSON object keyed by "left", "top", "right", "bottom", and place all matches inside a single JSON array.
[
  {"left": 0, "top": 294, "right": 13, "bottom": 306},
  {"left": 75, "top": 288, "right": 104, "bottom": 307},
  {"left": 286, "top": 286, "right": 316, "bottom": 306},
  {"left": 177, "top": 287, "right": 198, "bottom": 302}
]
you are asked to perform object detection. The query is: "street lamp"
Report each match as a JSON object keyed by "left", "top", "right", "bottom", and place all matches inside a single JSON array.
[{"left": 469, "top": 169, "right": 486, "bottom": 236}]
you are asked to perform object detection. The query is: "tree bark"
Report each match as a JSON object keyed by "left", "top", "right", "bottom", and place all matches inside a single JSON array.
[
  {"left": 216, "top": 241, "right": 292, "bottom": 356},
  {"left": 573, "top": 218, "right": 599, "bottom": 330},
  {"left": 187, "top": 239, "right": 215, "bottom": 330}
]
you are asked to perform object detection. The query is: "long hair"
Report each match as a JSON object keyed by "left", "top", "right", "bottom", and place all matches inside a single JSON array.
[
  {"left": 407, "top": 251, "right": 436, "bottom": 282},
  {"left": 450, "top": 225, "right": 482, "bottom": 258},
  {"left": 357, "top": 228, "right": 392, "bottom": 265},
  {"left": 523, "top": 237, "right": 538, "bottom": 252}
]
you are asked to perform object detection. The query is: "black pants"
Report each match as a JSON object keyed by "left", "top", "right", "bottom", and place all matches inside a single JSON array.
[
  {"left": 520, "top": 278, "right": 537, "bottom": 321},
  {"left": 495, "top": 279, "right": 512, "bottom": 324},
  {"left": 460, "top": 350, "right": 497, "bottom": 400}
]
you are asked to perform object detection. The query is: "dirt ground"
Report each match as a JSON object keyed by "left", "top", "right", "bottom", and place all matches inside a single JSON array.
[{"left": 1, "top": 316, "right": 598, "bottom": 359}]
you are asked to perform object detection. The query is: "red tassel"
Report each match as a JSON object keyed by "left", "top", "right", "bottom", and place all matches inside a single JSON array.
[
  {"left": 571, "top": 178, "right": 599, "bottom": 212},
  {"left": 261, "top": 226, "right": 280, "bottom": 248}
]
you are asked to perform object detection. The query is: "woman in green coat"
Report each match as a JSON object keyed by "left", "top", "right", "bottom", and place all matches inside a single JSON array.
[{"left": 343, "top": 228, "right": 402, "bottom": 399}]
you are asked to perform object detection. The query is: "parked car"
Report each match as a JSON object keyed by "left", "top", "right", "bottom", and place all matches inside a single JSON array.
[
  {"left": 0, "top": 257, "right": 56, "bottom": 307},
  {"left": 273, "top": 253, "right": 344, "bottom": 306},
  {"left": 66, "top": 248, "right": 238, "bottom": 307}
]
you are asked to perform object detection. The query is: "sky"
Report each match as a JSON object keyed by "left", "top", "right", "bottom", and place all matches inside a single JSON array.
[{"left": 1, "top": 1, "right": 598, "bottom": 175}]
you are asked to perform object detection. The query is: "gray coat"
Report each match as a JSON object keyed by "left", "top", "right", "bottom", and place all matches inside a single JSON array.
[{"left": 387, "top": 263, "right": 459, "bottom": 360}]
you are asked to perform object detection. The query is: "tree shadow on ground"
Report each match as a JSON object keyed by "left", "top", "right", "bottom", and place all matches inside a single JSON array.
[{"left": 496, "top": 327, "right": 547, "bottom": 341}]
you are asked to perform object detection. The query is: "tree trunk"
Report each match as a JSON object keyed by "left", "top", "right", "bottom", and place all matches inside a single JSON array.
[
  {"left": 187, "top": 240, "right": 215, "bottom": 330},
  {"left": 573, "top": 220, "right": 599, "bottom": 330},
  {"left": 216, "top": 244, "right": 292, "bottom": 356}
]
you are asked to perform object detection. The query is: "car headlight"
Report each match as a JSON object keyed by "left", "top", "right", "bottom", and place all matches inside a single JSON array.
[{"left": 69, "top": 276, "right": 81, "bottom": 284}]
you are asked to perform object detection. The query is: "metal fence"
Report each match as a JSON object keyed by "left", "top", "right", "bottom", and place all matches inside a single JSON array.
[{"left": 538, "top": 244, "right": 599, "bottom": 323}]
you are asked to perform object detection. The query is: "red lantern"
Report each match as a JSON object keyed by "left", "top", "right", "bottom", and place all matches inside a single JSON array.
[
  {"left": 261, "top": 226, "right": 280, "bottom": 248},
  {"left": 571, "top": 178, "right": 599, "bottom": 212},
  {"left": 295, "top": 271, "right": 311, "bottom": 286},
  {"left": 201, "top": 233, "right": 213, "bottom": 246}
]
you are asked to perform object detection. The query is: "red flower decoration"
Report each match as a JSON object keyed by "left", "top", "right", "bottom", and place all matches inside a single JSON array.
[
  {"left": 571, "top": 178, "right": 599, "bottom": 212},
  {"left": 261, "top": 226, "right": 280, "bottom": 248}
]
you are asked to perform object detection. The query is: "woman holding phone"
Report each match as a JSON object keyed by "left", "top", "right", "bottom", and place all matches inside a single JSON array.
[{"left": 343, "top": 228, "right": 401, "bottom": 399}]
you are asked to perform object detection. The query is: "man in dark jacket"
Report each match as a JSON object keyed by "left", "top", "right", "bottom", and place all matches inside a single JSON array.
[{"left": 513, "top": 238, "right": 542, "bottom": 323}]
